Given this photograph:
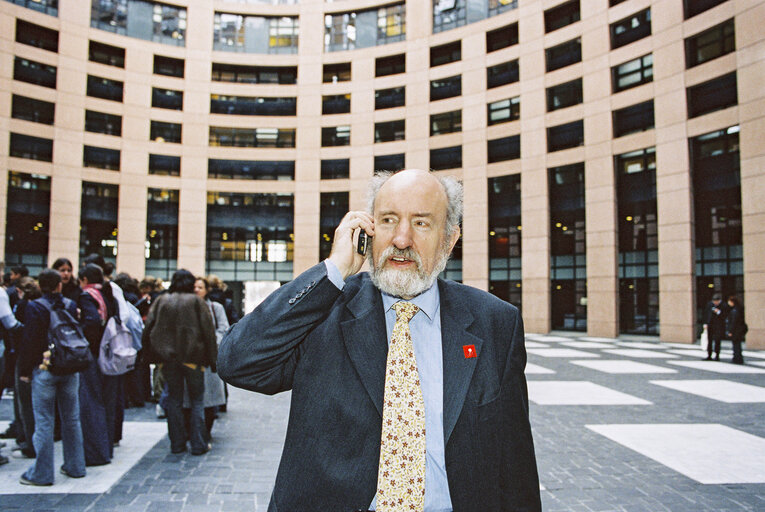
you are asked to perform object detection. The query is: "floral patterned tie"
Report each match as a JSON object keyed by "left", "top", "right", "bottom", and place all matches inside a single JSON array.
[{"left": 376, "top": 301, "right": 426, "bottom": 511}]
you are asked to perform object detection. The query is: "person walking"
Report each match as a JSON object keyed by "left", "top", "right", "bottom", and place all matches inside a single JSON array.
[
  {"left": 143, "top": 269, "right": 217, "bottom": 456},
  {"left": 725, "top": 295, "right": 746, "bottom": 365},
  {"left": 702, "top": 292, "right": 728, "bottom": 361},
  {"left": 17, "top": 269, "right": 86, "bottom": 485}
]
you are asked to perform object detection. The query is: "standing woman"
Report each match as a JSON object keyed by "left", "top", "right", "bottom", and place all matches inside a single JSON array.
[
  {"left": 187, "top": 277, "right": 228, "bottom": 442},
  {"left": 725, "top": 295, "right": 746, "bottom": 365},
  {"left": 77, "top": 263, "right": 119, "bottom": 466},
  {"left": 143, "top": 270, "right": 217, "bottom": 455},
  {"left": 52, "top": 258, "right": 81, "bottom": 302}
]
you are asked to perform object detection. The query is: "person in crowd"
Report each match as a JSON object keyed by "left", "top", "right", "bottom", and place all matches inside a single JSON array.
[
  {"left": 17, "top": 269, "right": 86, "bottom": 485},
  {"left": 52, "top": 258, "right": 81, "bottom": 302},
  {"left": 143, "top": 269, "right": 217, "bottom": 456},
  {"left": 702, "top": 292, "right": 728, "bottom": 361},
  {"left": 7, "top": 265, "right": 29, "bottom": 309},
  {"left": 218, "top": 169, "right": 541, "bottom": 511},
  {"left": 206, "top": 275, "right": 240, "bottom": 326},
  {"left": 77, "top": 263, "right": 119, "bottom": 466},
  {"left": 10, "top": 277, "right": 42, "bottom": 459},
  {"left": 726, "top": 295, "right": 746, "bottom": 365},
  {"left": 184, "top": 276, "right": 229, "bottom": 443},
  {"left": 0, "top": 274, "right": 24, "bottom": 440},
  {"left": 136, "top": 276, "right": 162, "bottom": 406},
  {"left": 113, "top": 273, "right": 147, "bottom": 409}
]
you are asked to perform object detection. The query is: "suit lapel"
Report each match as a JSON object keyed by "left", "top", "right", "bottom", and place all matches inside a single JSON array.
[
  {"left": 439, "top": 280, "right": 483, "bottom": 444},
  {"left": 340, "top": 278, "right": 388, "bottom": 417}
]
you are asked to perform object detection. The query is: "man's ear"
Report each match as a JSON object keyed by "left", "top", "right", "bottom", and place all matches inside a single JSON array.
[{"left": 447, "top": 225, "right": 461, "bottom": 253}]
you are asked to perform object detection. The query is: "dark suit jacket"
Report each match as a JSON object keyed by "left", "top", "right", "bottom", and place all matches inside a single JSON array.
[{"left": 218, "top": 263, "right": 541, "bottom": 512}]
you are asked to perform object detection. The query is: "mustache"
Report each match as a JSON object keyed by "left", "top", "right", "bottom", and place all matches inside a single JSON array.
[{"left": 376, "top": 246, "right": 423, "bottom": 270}]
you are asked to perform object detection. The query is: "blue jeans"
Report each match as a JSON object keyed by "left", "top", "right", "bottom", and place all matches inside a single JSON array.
[
  {"left": 23, "top": 368, "right": 86, "bottom": 484},
  {"left": 163, "top": 362, "right": 206, "bottom": 454}
]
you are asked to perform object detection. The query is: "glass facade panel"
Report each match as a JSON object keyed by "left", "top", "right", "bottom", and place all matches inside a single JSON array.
[
  {"left": 5, "top": 172, "right": 50, "bottom": 275},
  {"left": 488, "top": 97, "right": 520, "bottom": 125},
  {"left": 16, "top": 20, "right": 58, "bottom": 52},
  {"left": 4, "top": 0, "right": 58, "bottom": 16},
  {"left": 91, "top": 0, "right": 186, "bottom": 46},
  {"left": 145, "top": 188, "right": 179, "bottom": 280},
  {"left": 214, "top": 13, "right": 298, "bottom": 54},
  {"left": 488, "top": 174, "right": 521, "bottom": 310},
  {"left": 209, "top": 127, "right": 296, "bottom": 148},
  {"left": 11, "top": 95, "right": 55, "bottom": 125},
  {"left": 612, "top": 54, "right": 653, "bottom": 93},
  {"left": 80, "top": 181, "right": 119, "bottom": 265},
  {"left": 686, "top": 72, "right": 737, "bottom": 118},
  {"left": 208, "top": 159, "right": 294, "bottom": 180},
  {"left": 324, "top": 3, "right": 405, "bottom": 52},
  {"left": 320, "top": 192, "right": 349, "bottom": 260}
]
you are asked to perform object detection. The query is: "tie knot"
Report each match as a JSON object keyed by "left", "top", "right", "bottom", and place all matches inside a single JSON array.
[{"left": 392, "top": 301, "right": 419, "bottom": 323}]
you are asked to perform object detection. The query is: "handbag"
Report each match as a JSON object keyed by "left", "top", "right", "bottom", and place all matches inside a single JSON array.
[{"left": 700, "top": 326, "right": 709, "bottom": 351}]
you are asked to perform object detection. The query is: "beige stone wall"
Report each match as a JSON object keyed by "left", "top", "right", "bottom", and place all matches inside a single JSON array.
[{"left": 1, "top": 0, "right": 763, "bottom": 345}]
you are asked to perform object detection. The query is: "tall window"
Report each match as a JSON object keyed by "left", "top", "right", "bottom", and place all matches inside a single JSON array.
[
  {"left": 488, "top": 174, "right": 521, "bottom": 309},
  {"left": 5, "top": 172, "right": 50, "bottom": 275},
  {"left": 691, "top": 126, "right": 743, "bottom": 328},
  {"left": 616, "top": 148, "right": 658, "bottom": 334},
  {"left": 91, "top": 0, "right": 186, "bottom": 46},
  {"left": 80, "top": 182, "right": 119, "bottom": 264},
  {"left": 206, "top": 192, "right": 294, "bottom": 282},
  {"left": 146, "top": 188, "right": 179, "bottom": 280},
  {"left": 214, "top": 13, "right": 298, "bottom": 53},
  {"left": 324, "top": 3, "right": 405, "bottom": 51},
  {"left": 549, "top": 163, "right": 586, "bottom": 331},
  {"left": 320, "top": 192, "right": 349, "bottom": 260}
]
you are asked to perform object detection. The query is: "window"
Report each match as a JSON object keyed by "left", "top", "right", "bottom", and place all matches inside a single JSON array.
[
  {"left": 210, "top": 95, "right": 296, "bottom": 116},
  {"left": 268, "top": 16, "right": 299, "bottom": 53},
  {"left": 431, "top": 41, "right": 461, "bottom": 67},
  {"left": 322, "top": 126, "right": 350, "bottom": 146},
  {"left": 213, "top": 64, "right": 297, "bottom": 85},
  {"left": 433, "top": 0, "right": 466, "bottom": 33},
  {"left": 153, "top": 88, "right": 183, "bottom": 110},
  {"left": 213, "top": 13, "right": 298, "bottom": 54},
  {"left": 89, "top": 41, "right": 125, "bottom": 68},
  {"left": 208, "top": 159, "right": 294, "bottom": 180},
  {"left": 320, "top": 192, "right": 349, "bottom": 260},
  {"left": 80, "top": 182, "right": 119, "bottom": 263},
  {"left": 11, "top": 95, "right": 54, "bottom": 125},
  {"left": 547, "top": 120, "right": 584, "bottom": 152},
  {"left": 430, "top": 110, "right": 461, "bottom": 136},
  {"left": 91, "top": 0, "right": 187, "bottom": 46},
  {"left": 374, "top": 154, "right": 405, "bottom": 173},
  {"left": 611, "top": 8, "right": 651, "bottom": 49},
  {"left": 488, "top": 0, "right": 519, "bottom": 17},
  {"left": 687, "top": 72, "right": 737, "bottom": 118},
  {"left": 323, "top": 63, "right": 351, "bottom": 83},
  {"left": 85, "top": 110, "right": 122, "bottom": 136},
  {"left": 6, "top": 0, "right": 57, "bottom": 16},
  {"left": 376, "top": 4, "right": 406, "bottom": 45},
  {"left": 16, "top": 20, "right": 58, "bottom": 52},
  {"left": 544, "top": 0, "right": 580, "bottom": 33},
  {"left": 5, "top": 172, "right": 51, "bottom": 275},
  {"left": 150, "top": 121, "right": 182, "bottom": 143},
  {"left": 547, "top": 78, "right": 583, "bottom": 111},
  {"left": 321, "top": 159, "right": 350, "bottom": 179},
  {"left": 376, "top": 87, "right": 405, "bottom": 110},
  {"left": 486, "top": 23, "right": 518, "bottom": 52},
  {"left": 83, "top": 145, "right": 120, "bottom": 170},
  {"left": 146, "top": 188, "right": 179, "bottom": 279},
  {"left": 9, "top": 133, "right": 52, "bottom": 162},
  {"left": 375, "top": 120, "right": 405, "bottom": 143},
  {"left": 430, "top": 146, "right": 462, "bottom": 170},
  {"left": 324, "top": 3, "right": 405, "bottom": 51},
  {"left": 154, "top": 55, "right": 184, "bottom": 78},
  {"left": 610, "top": 0, "right": 629, "bottom": 5},
  {"left": 209, "top": 127, "right": 295, "bottom": 148},
  {"left": 13, "top": 57, "right": 56, "bottom": 89},
  {"left": 87, "top": 75, "right": 123, "bottom": 102},
  {"left": 613, "top": 100, "right": 654, "bottom": 137},
  {"left": 488, "top": 97, "right": 520, "bottom": 125},
  {"left": 487, "top": 60, "right": 519, "bottom": 88},
  {"left": 686, "top": 19, "right": 735, "bottom": 68},
  {"left": 488, "top": 173, "right": 522, "bottom": 309},
  {"left": 149, "top": 154, "right": 180, "bottom": 176},
  {"left": 546, "top": 38, "right": 581, "bottom": 72},
  {"left": 431, "top": 75, "right": 462, "bottom": 101},
  {"left": 488, "top": 135, "right": 520, "bottom": 163},
  {"left": 322, "top": 94, "right": 351, "bottom": 115},
  {"left": 684, "top": 0, "right": 728, "bottom": 19},
  {"left": 376, "top": 54, "right": 405, "bottom": 77},
  {"left": 612, "top": 54, "right": 653, "bottom": 93}
]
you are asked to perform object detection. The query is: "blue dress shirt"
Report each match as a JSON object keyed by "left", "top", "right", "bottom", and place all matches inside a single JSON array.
[{"left": 325, "top": 261, "right": 453, "bottom": 512}]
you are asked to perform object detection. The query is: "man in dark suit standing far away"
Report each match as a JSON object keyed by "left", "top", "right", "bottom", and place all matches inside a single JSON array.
[{"left": 218, "top": 169, "right": 541, "bottom": 512}]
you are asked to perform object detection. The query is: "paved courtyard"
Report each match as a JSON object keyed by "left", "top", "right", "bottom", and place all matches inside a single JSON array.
[{"left": 1, "top": 333, "right": 764, "bottom": 511}]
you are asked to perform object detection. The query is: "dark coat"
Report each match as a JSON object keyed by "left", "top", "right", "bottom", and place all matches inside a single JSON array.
[
  {"left": 218, "top": 262, "right": 541, "bottom": 512},
  {"left": 142, "top": 292, "right": 217, "bottom": 370},
  {"left": 726, "top": 305, "right": 746, "bottom": 341},
  {"left": 703, "top": 301, "right": 728, "bottom": 338},
  {"left": 17, "top": 293, "right": 78, "bottom": 377}
]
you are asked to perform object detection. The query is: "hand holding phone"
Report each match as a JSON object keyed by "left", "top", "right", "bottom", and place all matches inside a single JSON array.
[{"left": 357, "top": 230, "right": 369, "bottom": 256}]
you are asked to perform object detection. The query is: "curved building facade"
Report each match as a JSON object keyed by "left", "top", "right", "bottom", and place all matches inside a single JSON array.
[{"left": 1, "top": 0, "right": 763, "bottom": 346}]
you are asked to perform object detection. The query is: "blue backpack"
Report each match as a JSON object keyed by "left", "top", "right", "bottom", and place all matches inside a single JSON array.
[{"left": 40, "top": 298, "right": 93, "bottom": 376}]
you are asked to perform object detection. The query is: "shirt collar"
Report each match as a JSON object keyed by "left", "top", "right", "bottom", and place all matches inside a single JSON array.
[{"left": 381, "top": 282, "right": 440, "bottom": 322}]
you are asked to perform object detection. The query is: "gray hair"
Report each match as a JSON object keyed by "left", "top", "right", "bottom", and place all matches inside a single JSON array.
[{"left": 367, "top": 170, "right": 463, "bottom": 236}]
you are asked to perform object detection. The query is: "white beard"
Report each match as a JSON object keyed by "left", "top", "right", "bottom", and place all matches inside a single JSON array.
[{"left": 369, "top": 243, "right": 451, "bottom": 299}]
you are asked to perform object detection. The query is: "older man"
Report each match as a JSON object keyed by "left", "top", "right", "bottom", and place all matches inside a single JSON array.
[{"left": 218, "top": 169, "right": 541, "bottom": 512}]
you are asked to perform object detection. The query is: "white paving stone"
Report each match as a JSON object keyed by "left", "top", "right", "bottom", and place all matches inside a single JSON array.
[
  {"left": 615, "top": 342, "right": 669, "bottom": 350},
  {"left": 578, "top": 336, "right": 618, "bottom": 342},
  {"left": 667, "top": 349, "right": 708, "bottom": 358},
  {"left": 527, "top": 381, "right": 651, "bottom": 405},
  {"left": 586, "top": 423, "right": 765, "bottom": 484},
  {"left": 527, "top": 348, "right": 600, "bottom": 358},
  {"left": 603, "top": 349, "right": 679, "bottom": 359},
  {"left": 750, "top": 361, "right": 765, "bottom": 368},
  {"left": 523, "top": 341, "right": 550, "bottom": 348},
  {"left": 650, "top": 379, "right": 765, "bottom": 403},
  {"left": 560, "top": 341, "right": 616, "bottom": 349},
  {"left": 532, "top": 335, "right": 573, "bottom": 342},
  {"left": 525, "top": 363, "right": 556, "bottom": 374},
  {"left": 668, "top": 360, "right": 765, "bottom": 373},
  {"left": 742, "top": 350, "right": 765, "bottom": 360},
  {"left": 571, "top": 360, "right": 677, "bottom": 374},
  {"left": 0, "top": 421, "right": 167, "bottom": 494}
]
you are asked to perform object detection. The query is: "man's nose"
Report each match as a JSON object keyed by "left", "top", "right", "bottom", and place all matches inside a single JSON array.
[{"left": 392, "top": 222, "right": 413, "bottom": 249}]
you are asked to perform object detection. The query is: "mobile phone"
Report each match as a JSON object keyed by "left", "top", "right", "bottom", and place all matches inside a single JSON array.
[{"left": 357, "top": 230, "right": 369, "bottom": 256}]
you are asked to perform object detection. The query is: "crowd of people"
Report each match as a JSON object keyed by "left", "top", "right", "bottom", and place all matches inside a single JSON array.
[
  {"left": 702, "top": 292, "right": 747, "bottom": 364},
  {"left": 0, "top": 257, "right": 240, "bottom": 485}
]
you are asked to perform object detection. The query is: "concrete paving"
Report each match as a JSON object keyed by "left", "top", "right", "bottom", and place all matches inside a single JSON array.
[{"left": 1, "top": 333, "right": 764, "bottom": 511}]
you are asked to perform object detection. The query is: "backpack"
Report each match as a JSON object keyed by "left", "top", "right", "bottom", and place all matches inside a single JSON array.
[
  {"left": 40, "top": 298, "right": 93, "bottom": 376},
  {"left": 124, "top": 301, "right": 144, "bottom": 351},
  {"left": 98, "top": 315, "right": 137, "bottom": 376}
]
